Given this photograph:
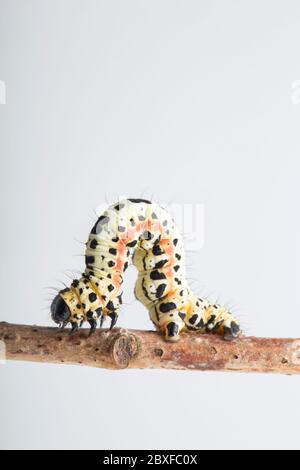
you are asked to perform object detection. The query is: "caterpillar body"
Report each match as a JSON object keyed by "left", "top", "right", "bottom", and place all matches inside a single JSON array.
[{"left": 51, "top": 199, "right": 241, "bottom": 341}]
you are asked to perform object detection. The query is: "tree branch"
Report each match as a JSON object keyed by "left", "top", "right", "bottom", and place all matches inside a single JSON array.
[{"left": 1, "top": 322, "right": 300, "bottom": 374}]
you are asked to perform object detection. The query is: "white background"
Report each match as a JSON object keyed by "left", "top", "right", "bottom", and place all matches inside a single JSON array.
[{"left": 1, "top": 0, "right": 300, "bottom": 450}]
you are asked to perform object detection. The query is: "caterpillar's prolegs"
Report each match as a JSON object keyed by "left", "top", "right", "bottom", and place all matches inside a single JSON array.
[
  {"left": 199, "top": 308, "right": 241, "bottom": 340},
  {"left": 164, "top": 318, "right": 185, "bottom": 342}
]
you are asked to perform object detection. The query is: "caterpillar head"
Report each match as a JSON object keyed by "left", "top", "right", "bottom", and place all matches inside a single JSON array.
[{"left": 51, "top": 290, "right": 71, "bottom": 327}]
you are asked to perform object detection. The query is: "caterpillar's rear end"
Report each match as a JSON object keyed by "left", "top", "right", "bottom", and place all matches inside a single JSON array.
[{"left": 51, "top": 199, "right": 241, "bottom": 341}]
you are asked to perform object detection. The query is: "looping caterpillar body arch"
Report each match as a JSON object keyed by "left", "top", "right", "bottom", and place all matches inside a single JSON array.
[{"left": 51, "top": 199, "right": 241, "bottom": 342}]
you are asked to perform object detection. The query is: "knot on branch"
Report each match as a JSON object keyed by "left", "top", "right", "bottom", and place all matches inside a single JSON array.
[{"left": 109, "top": 330, "right": 139, "bottom": 369}]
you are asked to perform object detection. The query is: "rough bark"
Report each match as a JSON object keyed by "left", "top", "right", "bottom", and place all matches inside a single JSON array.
[{"left": 1, "top": 322, "right": 300, "bottom": 374}]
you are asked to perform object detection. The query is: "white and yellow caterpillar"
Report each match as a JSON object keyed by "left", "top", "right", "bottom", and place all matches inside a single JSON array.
[{"left": 51, "top": 199, "right": 240, "bottom": 341}]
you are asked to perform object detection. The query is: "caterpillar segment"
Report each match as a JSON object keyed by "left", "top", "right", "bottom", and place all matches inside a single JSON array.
[{"left": 51, "top": 199, "right": 241, "bottom": 341}]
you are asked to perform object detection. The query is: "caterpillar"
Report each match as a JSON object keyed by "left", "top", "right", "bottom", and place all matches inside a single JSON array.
[{"left": 51, "top": 199, "right": 241, "bottom": 342}]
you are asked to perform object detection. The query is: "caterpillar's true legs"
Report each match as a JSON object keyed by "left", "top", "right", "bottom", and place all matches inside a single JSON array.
[
  {"left": 86, "top": 309, "right": 102, "bottom": 336},
  {"left": 59, "top": 321, "right": 68, "bottom": 330},
  {"left": 70, "top": 322, "right": 79, "bottom": 335},
  {"left": 108, "top": 311, "right": 118, "bottom": 330},
  {"left": 88, "top": 318, "right": 98, "bottom": 336},
  {"left": 98, "top": 310, "right": 119, "bottom": 330}
]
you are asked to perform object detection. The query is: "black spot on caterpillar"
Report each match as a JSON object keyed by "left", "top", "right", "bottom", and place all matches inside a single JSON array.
[
  {"left": 90, "top": 239, "right": 99, "bottom": 249},
  {"left": 127, "top": 240, "right": 137, "bottom": 248},
  {"left": 114, "top": 203, "right": 125, "bottom": 211},
  {"left": 156, "top": 283, "right": 167, "bottom": 299},
  {"left": 89, "top": 293, "right": 97, "bottom": 303},
  {"left": 160, "top": 302, "right": 177, "bottom": 313},
  {"left": 152, "top": 244, "right": 164, "bottom": 256},
  {"left": 189, "top": 314, "right": 198, "bottom": 325},
  {"left": 155, "top": 259, "right": 168, "bottom": 269},
  {"left": 128, "top": 198, "right": 151, "bottom": 204},
  {"left": 150, "top": 270, "right": 167, "bottom": 281},
  {"left": 85, "top": 255, "right": 95, "bottom": 265}
]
